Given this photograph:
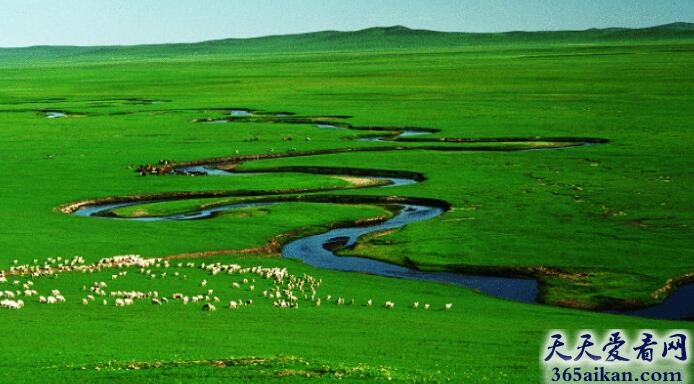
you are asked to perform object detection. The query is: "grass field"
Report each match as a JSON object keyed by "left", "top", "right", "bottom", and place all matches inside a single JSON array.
[{"left": 0, "top": 25, "right": 693, "bottom": 382}]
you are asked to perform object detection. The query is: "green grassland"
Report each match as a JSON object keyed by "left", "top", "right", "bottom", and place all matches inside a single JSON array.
[{"left": 0, "top": 25, "right": 693, "bottom": 382}]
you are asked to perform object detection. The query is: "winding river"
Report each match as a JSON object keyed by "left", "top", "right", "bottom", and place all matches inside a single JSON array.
[
  {"left": 75, "top": 170, "right": 539, "bottom": 303},
  {"left": 66, "top": 109, "right": 692, "bottom": 321}
]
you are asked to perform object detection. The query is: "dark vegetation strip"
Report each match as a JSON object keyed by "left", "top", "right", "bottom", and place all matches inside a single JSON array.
[
  {"left": 152, "top": 142, "right": 595, "bottom": 176},
  {"left": 77, "top": 355, "right": 396, "bottom": 380},
  {"left": 228, "top": 166, "right": 427, "bottom": 182}
]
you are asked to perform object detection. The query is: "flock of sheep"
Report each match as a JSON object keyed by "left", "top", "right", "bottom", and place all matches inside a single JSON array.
[{"left": 0, "top": 254, "right": 453, "bottom": 313}]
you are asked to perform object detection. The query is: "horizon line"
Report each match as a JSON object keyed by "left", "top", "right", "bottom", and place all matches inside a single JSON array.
[{"left": 1, "top": 21, "right": 691, "bottom": 50}]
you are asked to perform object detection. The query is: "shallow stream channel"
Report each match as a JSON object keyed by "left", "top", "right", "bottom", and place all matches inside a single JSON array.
[
  {"left": 73, "top": 164, "right": 693, "bottom": 321},
  {"left": 69, "top": 109, "right": 691, "bottom": 321}
]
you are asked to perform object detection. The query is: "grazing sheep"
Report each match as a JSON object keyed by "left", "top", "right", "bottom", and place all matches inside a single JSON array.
[
  {"left": 115, "top": 298, "right": 125, "bottom": 307},
  {"left": 82, "top": 298, "right": 89, "bottom": 305},
  {"left": 315, "top": 298, "right": 321, "bottom": 307},
  {"left": 0, "top": 299, "right": 23, "bottom": 309},
  {"left": 413, "top": 302, "right": 420, "bottom": 309},
  {"left": 152, "top": 298, "right": 162, "bottom": 305},
  {"left": 336, "top": 297, "right": 345, "bottom": 305},
  {"left": 46, "top": 296, "right": 57, "bottom": 304},
  {"left": 200, "top": 280, "right": 207, "bottom": 287},
  {"left": 228, "top": 300, "right": 238, "bottom": 309},
  {"left": 444, "top": 303, "right": 453, "bottom": 311},
  {"left": 384, "top": 301, "right": 395, "bottom": 309},
  {"left": 202, "top": 303, "right": 216, "bottom": 311},
  {"left": 367, "top": 299, "right": 373, "bottom": 307},
  {"left": 424, "top": 304, "right": 430, "bottom": 310}
]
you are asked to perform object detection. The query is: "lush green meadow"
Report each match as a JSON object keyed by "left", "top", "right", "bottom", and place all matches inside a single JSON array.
[{"left": 0, "top": 26, "right": 693, "bottom": 382}]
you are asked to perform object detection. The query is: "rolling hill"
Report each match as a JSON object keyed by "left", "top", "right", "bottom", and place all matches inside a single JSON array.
[{"left": 1, "top": 22, "right": 693, "bottom": 65}]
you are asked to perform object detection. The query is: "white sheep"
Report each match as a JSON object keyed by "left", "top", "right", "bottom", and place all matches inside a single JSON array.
[
  {"left": 444, "top": 303, "right": 453, "bottom": 311},
  {"left": 384, "top": 301, "right": 395, "bottom": 309},
  {"left": 202, "top": 303, "right": 216, "bottom": 311},
  {"left": 228, "top": 300, "right": 238, "bottom": 309}
]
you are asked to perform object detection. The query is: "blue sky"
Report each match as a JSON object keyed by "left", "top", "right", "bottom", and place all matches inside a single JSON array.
[{"left": 1, "top": 0, "right": 693, "bottom": 47}]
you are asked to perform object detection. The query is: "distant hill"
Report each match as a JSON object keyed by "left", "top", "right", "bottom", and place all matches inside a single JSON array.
[{"left": 1, "top": 22, "right": 693, "bottom": 64}]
